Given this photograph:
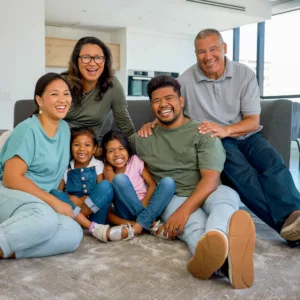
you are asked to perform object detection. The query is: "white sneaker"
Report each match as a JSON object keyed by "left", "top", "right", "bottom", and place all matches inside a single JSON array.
[{"left": 91, "top": 224, "right": 110, "bottom": 242}]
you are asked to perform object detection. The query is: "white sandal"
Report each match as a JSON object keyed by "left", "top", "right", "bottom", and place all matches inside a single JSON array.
[
  {"left": 149, "top": 220, "right": 170, "bottom": 240},
  {"left": 109, "top": 223, "right": 135, "bottom": 241}
]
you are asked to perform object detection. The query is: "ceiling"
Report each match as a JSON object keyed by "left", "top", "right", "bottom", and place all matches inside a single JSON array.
[{"left": 45, "top": 0, "right": 274, "bottom": 35}]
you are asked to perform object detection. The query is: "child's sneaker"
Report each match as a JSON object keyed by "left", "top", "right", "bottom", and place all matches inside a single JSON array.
[{"left": 91, "top": 224, "right": 110, "bottom": 242}]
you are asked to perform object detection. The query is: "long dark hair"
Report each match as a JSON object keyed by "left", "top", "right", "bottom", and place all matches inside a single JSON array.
[
  {"left": 101, "top": 130, "right": 133, "bottom": 163},
  {"left": 33, "top": 72, "right": 70, "bottom": 114},
  {"left": 62, "top": 36, "right": 114, "bottom": 107}
]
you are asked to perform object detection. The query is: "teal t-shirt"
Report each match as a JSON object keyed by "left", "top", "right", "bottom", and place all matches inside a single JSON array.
[
  {"left": 0, "top": 115, "right": 70, "bottom": 192},
  {"left": 130, "top": 119, "right": 226, "bottom": 197}
]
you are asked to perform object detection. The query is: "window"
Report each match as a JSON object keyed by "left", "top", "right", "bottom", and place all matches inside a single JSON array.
[
  {"left": 264, "top": 10, "right": 300, "bottom": 97},
  {"left": 239, "top": 23, "right": 257, "bottom": 74},
  {"left": 221, "top": 29, "right": 233, "bottom": 61}
]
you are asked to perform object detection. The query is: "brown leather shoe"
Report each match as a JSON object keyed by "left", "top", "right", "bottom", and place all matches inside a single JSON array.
[
  {"left": 228, "top": 210, "right": 256, "bottom": 289},
  {"left": 280, "top": 210, "right": 300, "bottom": 241}
]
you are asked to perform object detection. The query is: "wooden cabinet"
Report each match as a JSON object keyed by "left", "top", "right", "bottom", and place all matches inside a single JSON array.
[{"left": 45, "top": 37, "right": 120, "bottom": 70}]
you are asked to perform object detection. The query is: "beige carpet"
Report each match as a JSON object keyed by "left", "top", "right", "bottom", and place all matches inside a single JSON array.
[{"left": 1, "top": 212, "right": 300, "bottom": 300}]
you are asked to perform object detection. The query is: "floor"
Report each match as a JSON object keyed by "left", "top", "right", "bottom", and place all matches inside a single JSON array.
[{"left": 0, "top": 142, "right": 300, "bottom": 300}]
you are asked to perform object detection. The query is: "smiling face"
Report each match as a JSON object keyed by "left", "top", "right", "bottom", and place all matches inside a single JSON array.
[
  {"left": 71, "top": 134, "right": 97, "bottom": 168},
  {"left": 195, "top": 34, "right": 227, "bottom": 80},
  {"left": 78, "top": 43, "right": 105, "bottom": 86},
  {"left": 150, "top": 86, "right": 185, "bottom": 129},
  {"left": 36, "top": 79, "right": 72, "bottom": 121},
  {"left": 105, "top": 139, "right": 129, "bottom": 173}
]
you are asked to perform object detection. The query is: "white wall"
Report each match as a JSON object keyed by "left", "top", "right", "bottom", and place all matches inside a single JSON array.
[
  {"left": 0, "top": 0, "right": 45, "bottom": 129},
  {"left": 110, "top": 28, "right": 127, "bottom": 92},
  {"left": 126, "top": 29, "right": 195, "bottom": 75}
]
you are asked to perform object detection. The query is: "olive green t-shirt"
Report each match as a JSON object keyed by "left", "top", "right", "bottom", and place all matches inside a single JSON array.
[
  {"left": 129, "top": 119, "right": 226, "bottom": 197},
  {"left": 65, "top": 76, "right": 135, "bottom": 144}
]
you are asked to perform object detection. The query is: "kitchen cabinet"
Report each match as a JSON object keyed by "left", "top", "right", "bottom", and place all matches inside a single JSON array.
[{"left": 45, "top": 37, "right": 120, "bottom": 70}]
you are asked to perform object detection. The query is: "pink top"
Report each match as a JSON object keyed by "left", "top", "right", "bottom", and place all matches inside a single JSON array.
[{"left": 125, "top": 155, "right": 148, "bottom": 201}]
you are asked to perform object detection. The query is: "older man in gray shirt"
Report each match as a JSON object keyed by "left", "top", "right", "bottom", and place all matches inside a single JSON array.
[
  {"left": 178, "top": 28, "right": 300, "bottom": 246},
  {"left": 139, "top": 28, "right": 300, "bottom": 247}
]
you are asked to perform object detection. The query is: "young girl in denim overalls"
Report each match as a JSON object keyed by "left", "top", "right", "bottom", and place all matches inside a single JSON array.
[
  {"left": 101, "top": 130, "right": 176, "bottom": 240},
  {"left": 50, "top": 127, "right": 137, "bottom": 242}
]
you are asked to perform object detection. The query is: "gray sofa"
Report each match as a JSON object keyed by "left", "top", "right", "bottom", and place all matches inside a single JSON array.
[
  {"left": 7, "top": 98, "right": 300, "bottom": 167},
  {"left": 2, "top": 99, "right": 300, "bottom": 300}
]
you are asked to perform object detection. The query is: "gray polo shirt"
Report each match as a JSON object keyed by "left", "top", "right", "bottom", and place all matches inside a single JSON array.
[{"left": 178, "top": 57, "right": 262, "bottom": 139}]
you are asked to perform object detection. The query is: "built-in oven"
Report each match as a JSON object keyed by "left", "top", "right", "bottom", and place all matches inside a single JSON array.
[{"left": 128, "top": 70, "right": 154, "bottom": 96}]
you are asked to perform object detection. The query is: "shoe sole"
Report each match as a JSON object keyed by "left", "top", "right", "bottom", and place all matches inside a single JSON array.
[
  {"left": 228, "top": 210, "right": 256, "bottom": 289},
  {"left": 280, "top": 214, "right": 300, "bottom": 241},
  {"left": 187, "top": 230, "right": 228, "bottom": 280}
]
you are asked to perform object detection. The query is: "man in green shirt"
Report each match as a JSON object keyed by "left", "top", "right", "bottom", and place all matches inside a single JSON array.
[{"left": 130, "top": 75, "right": 256, "bottom": 289}]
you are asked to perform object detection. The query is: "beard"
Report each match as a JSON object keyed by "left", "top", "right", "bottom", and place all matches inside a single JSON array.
[{"left": 157, "top": 111, "right": 181, "bottom": 126}]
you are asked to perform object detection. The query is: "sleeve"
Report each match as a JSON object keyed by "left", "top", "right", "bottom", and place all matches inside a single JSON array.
[
  {"left": 63, "top": 169, "right": 68, "bottom": 183},
  {"left": 240, "top": 70, "right": 261, "bottom": 116},
  {"left": 128, "top": 133, "right": 138, "bottom": 154},
  {"left": 196, "top": 135, "right": 226, "bottom": 173},
  {"left": 178, "top": 74, "right": 190, "bottom": 117},
  {"left": 111, "top": 77, "right": 136, "bottom": 137},
  {"left": 0, "top": 124, "right": 35, "bottom": 168},
  {"left": 95, "top": 160, "right": 104, "bottom": 175}
]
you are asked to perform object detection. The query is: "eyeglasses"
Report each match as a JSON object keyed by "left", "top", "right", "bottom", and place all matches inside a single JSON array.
[{"left": 79, "top": 55, "right": 105, "bottom": 64}]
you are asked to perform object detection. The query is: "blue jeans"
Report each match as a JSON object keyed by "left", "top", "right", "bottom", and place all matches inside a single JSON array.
[
  {"left": 161, "top": 185, "right": 240, "bottom": 255},
  {"left": 112, "top": 174, "right": 176, "bottom": 229},
  {"left": 221, "top": 132, "right": 300, "bottom": 233},
  {"left": 51, "top": 180, "right": 114, "bottom": 225},
  {"left": 0, "top": 182, "right": 83, "bottom": 258}
]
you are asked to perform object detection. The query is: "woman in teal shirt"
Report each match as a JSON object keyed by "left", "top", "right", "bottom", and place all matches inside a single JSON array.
[{"left": 0, "top": 73, "right": 83, "bottom": 259}]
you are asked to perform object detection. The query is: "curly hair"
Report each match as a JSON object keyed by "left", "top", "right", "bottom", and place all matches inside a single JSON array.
[
  {"left": 147, "top": 75, "right": 181, "bottom": 99},
  {"left": 62, "top": 36, "right": 114, "bottom": 107}
]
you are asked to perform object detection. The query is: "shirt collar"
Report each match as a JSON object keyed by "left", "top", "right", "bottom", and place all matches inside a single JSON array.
[
  {"left": 69, "top": 156, "right": 98, "bottom": 169},
  {"left": 194, "top": 56, "right": 233, "bottom": 82}
]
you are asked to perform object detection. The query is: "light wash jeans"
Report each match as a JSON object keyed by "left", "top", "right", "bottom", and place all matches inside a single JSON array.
[
  {"left": 112, "top": 174, "right": 176, "bottom": 229},
  {"left": 50, "top": 180, "right": 114, "bottom": 225},
  {"left": 161, "top": 185, "right": 240, "bottom": 255},
  {"left": 0, "top": 182, "right": 83, "bottom": 259}
]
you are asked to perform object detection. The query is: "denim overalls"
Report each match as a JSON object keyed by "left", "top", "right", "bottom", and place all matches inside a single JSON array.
[
  {"left": 66, "top": 165, "right": 97, "bottom": 197},
  {"left": 50, "top": 159, "right": 114, "bottom": 224}
]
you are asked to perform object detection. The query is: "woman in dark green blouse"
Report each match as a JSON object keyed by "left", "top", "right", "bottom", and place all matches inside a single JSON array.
[{"left": 62, "top": 37, "right": 135, "bottom": 155}]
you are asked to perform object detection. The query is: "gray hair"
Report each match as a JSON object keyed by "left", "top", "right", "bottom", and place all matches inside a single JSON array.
[{"left": 194, "top": 29, "right": 224, "bottom": 46}]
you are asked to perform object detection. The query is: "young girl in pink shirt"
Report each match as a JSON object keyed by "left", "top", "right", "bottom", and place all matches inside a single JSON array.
[{"left": 101, "top": 130, "right": 176, "bottom": 240}]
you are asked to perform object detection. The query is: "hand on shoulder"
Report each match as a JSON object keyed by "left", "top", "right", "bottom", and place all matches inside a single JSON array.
[
  {"left": 198, "top": 121, "right": 230, "bottom": 139},
  {"left": 138, "top": 119, "right": 159, "bottom": 138}
]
